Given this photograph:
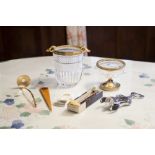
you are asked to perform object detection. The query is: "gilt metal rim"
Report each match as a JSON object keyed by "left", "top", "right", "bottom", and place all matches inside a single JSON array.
[
  {"left": 46, "top": 45, "right": 90, "bottom": 56},
  {"left": 96, "top": 58, "right": 126, "bottom": 71}
]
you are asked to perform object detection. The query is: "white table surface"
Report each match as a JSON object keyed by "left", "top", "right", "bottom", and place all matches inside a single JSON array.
[{"left": 0, "top": 56, "right": 155, "bottom": 129}]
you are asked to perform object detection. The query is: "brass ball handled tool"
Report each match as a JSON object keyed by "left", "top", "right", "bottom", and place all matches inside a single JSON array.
[{"left": 17, "top": 75, "right": 37, "bottom": 107}]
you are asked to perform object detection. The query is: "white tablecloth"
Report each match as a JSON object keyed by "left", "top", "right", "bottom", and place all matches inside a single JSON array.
[{"left": 0, "top": 56, "right": 155, "bottom": 129}]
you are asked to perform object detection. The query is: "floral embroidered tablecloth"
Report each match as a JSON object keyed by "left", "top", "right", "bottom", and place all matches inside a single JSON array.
[{"left": 0, "top": 56, "right": 155, "bottom": 129}]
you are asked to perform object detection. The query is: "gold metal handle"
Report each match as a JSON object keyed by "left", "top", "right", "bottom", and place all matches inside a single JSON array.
[
  {"left": 79, "top": 46, "right": 90, "bottom": 53},
  {"left": 46, "top": 46, "right": 57, "bottom": 53},
  {"left": 46, "top": 45, "right": 90, "bottom": 55}
]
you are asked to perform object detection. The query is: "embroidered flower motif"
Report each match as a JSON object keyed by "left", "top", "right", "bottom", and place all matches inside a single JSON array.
[
  {"left": 35, "top": 97, "right": 42, "bottom": 103},
  {"left": 144, "top": 84, "right": 152, "bottom": 87},
  {"left": 11, "top": 120, "right": 24, "bottom": 129},
  {"left": 0, "top": 126, "right": 10, "bottom": 129},
  {"left": 83, "top": 64, "right": 92, "bottom": 69},
  {"left": 39, "top": 110, "right": 50, "bottom": 115},
  {"left": 150, "top": 79, "right": 155, "bottom": 83},
  {"left": 26, "top": 126, "right": 33, "bottom": 129},
  {"left": 123, "top": 118, "right": 154, "bottom": 129},
  {"left": 20, "top": 112, "right": 31, "bottom": 117},
  {"left": 14, "top": 95, "right": 20, "bottom": 97},
  {"left": 6, "top": 95, "right": 11, "bottom": 97},
  {"left": 3, "top": 98, "right": 14, "bottom": 106},
  {"left": 139, "top": 73, "right": 149, "bottom": 78},
  {"left": 53, "top": 125, "right": 76, "bottom": 129},
  {"left": 16, "top": 103, "right": 25, "bottom": 108},
  {"left": 83, "top": 72, "right": 91, "bottom": 76},
  {"left": 124, "top": 119, "right": 135, "bottom": 126},
  {"left": 46, "top": 69, "right": 55, "bottom": 74},
  {"left": 38, "top": 81, "right": 44, "bottom": 85}
]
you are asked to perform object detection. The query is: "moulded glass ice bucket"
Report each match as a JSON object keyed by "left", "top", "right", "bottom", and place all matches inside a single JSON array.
[{"left": 46, "top": 45, "right": 90, "bottom": 87}]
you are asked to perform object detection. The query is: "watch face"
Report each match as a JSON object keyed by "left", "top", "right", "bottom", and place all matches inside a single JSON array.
[{"left": 97, "top": 59, "right": 125, "bottom": 71}]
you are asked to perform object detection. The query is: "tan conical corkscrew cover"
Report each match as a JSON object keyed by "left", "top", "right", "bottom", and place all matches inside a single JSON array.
[{"left": 39, "top": 87, "right": 52, "bottom": 111}]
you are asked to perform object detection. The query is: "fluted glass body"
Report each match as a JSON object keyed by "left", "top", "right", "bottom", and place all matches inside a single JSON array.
[{"left": 53, "top": 53, "right": 83, "bottom": 87}]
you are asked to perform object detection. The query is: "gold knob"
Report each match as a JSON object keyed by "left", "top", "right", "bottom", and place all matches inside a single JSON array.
[{"left": 17, "top": 75, "right": 31, "bottom": 88}]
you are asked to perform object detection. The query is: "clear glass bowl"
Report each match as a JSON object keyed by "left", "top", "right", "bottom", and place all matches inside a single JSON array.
[{"left": 96, "top": 58, "right": 126, "bottom": 91}]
